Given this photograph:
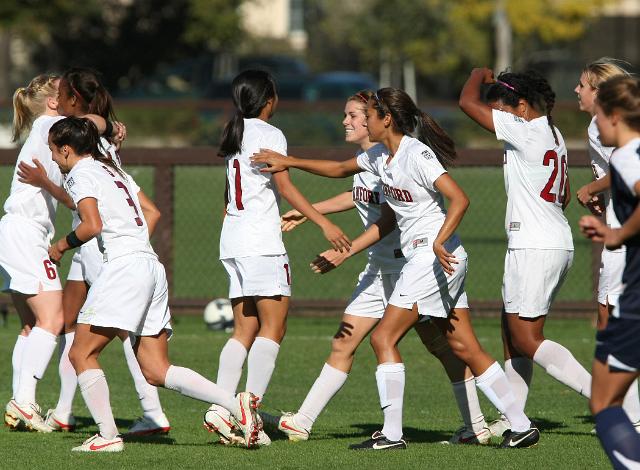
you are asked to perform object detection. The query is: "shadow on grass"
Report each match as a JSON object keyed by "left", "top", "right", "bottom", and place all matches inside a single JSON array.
[{"left": 328, "top": 423, "right": 450, "bottom": 444}]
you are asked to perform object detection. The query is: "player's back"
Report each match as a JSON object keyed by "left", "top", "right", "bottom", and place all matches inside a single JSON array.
[
  {"left": 65, "top": 158, "right": 154, "bottom": 260},
  {"left": 220, "top": 118, "right": 287, "bottom": 259}
]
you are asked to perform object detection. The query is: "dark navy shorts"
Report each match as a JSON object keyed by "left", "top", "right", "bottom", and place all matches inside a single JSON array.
[{"left": 595, "top": 316, "right": 640, "bottom": 373}]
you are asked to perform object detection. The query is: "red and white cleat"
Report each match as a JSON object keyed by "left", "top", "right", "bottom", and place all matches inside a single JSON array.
[
  {"left": 203, "top": 405, "right": 244, "bottom": 446},
  {"left": 72, "top": 434, "right": 124, "bottom": 453},
  {"left": 5, "top": 400, "right": 53, "bottom": 433},
  {"left": 278, "top": 412, "right": 310, "bottom": 441},
  {"left": 125, "top": 414, "right": 171, "bottom": 436},
  {"left": 230, "top": 392, "right": 261, "bottom": 448},
  {"left": 45, "top": 409, "right": 76, "bottom": 432}
]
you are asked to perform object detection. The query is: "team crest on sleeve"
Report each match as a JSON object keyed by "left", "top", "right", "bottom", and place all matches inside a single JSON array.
[
  {"left": 66, "top": 177, "right": 75, "bottom": 188},
  {"left": 513, "top": 115, "right": 524, "bottom": 123},
  {"left": 421, "top": 149, "right": 435, "bottom": 160}
]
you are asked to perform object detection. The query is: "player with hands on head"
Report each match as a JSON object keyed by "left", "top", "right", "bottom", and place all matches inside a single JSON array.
[
  {"left": 47, "top": 116, "right": 261, "bottom": 452},
  {"left": 578, "top": 75, "right": 640, "bottom": 469},
  {"left": 205, "top": 69, "right": 349, "bottom": 447},
  {"left": 253, "top": 87, "right": 538, "bottom": 450},
  {"left": 263, "top": 91, "right": 492, "bottom": 446},
  {"left": 460, "top": 66, "right": 606, "bottom": 437}
]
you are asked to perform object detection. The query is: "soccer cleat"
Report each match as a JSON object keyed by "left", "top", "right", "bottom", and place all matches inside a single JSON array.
[
  {"left": 256, "top": 429, "right": 271, "bottom": 446},
  {"left": 45, "top": 409, "right": 76, "bottom": 432},
  {"left": 488, "top": 416, "right": 511, "bottom": 438},
  {"left": 229, "top": 392, "right": 261, "bottom": 448},
  {"left": 203, "top": 405, "right": 244, "bottom": 446},
  {"left": 72, "top": 434, "right": 124, "bottom": 453},
  {"left": 499, "top": 427, "right": 540, "bottom": 448},
  {"left": 278, "top": 412, "right": 310, "bottom": 441},
  {"left": 349, "top": 430, "right": 407, "bottom": 450},
  {"left": 5, "top": 400, "right": 53, "bottom": 433},
  {"left": 440, "top": 425, "right": 491, "bottom": 445},
  {"left": 126, "top": 414, "right": 171, "bottom": 436}
]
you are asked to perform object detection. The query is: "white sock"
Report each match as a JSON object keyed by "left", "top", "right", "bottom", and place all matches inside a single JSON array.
[
  {"left": 451, "top": 377, "right": 487, "bottom": 432},
  {"left": 164, "top": 365, "right": 236, "bottom": 412},
  {"left": 15, "top": 327, "right": 57, "bottom": 404},
  {"left": 475, "top": 362, "right": 530, "bottom": 433},
  {"left": 376, "top": 362, "right": 405, "bottom": 442},
  {"left": 55, "top": 332, "right": 77, "bottom": 419},
  {"left": 11, "top": 335, "right": 27, "bottom": 398},
  {"left": 533, "top": 340, "right": 591, "bottom": 398},
  {"left": 296, "top": 363, "right": 348, "bottom": 431},
  {"left": 504, "top": 357, "right": 533, "bottom": 412},
  {"left": 623, "top": 380, "right": 640, "bottom": 423},
  {"left": 216, "top": 338, "right": 248, "bottom": 393},
  {"left": 122, "top": 336, "right": 164, "bottom": 420},
  {"left": 245, "top": 337, "right": 280, "bottom": 401},
  {"left": 78, "top": 369, "right": 118, "bottom": 440}
]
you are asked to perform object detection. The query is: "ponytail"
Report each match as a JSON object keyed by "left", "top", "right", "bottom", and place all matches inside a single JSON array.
[
  {"left": 218, "top": 70, "right": 277, "bottom": 158},
  {"left": 12, "top": 88, "right": 30, "bottom": 142},
  {"left": 62, "top": 67, "right": 117, "bottom": 121},
  {"left": 11, "top": 74, "right": 59, "bottom": 142},
  {"left": 528, "top": 70, "right": 559, "bottom": 145},
  {"left": 416, "top": 111, "right": 457, "bottom": 168}
]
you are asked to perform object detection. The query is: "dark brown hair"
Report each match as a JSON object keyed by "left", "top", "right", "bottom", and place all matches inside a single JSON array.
[{"left": 597, "top": 76, "right": 640, "bottom": 132}]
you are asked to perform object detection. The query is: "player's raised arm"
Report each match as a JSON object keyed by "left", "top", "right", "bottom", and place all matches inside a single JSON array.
[{"left": 459, "top": 67, "right": 496, "bottom": 132}]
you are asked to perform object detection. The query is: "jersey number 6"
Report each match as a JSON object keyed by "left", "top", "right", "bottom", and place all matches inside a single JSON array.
[{"left": 540, "top": 150, "right": 567, "bottom": 204}]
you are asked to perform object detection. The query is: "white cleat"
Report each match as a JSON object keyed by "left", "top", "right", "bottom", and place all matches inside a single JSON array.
[
  {"left": 5, "top": 400, "right": 53, "bottom": 433},
  {"left": 278, "top": 412, "right": 310, "bottom": 441},
  {"left": 203, "top": 405, "right": 244, "bottom": 446},
  {"left": 488, "top": 417, "right": 511, "bottom": 438},
  {"left": 230, "top": 392, "right": 261, "bottom": 448},
  {"left": 256, "top": 429, "right": 271, "bottom": 446},
  {"left": 126, "top": 414, "right": 171, "bottom": 436},
  {"left": 72, "top": 434, "right": 124, "bottom": 453},
  {"left": 45, "top": 409, "right": 76, "bottom": 432},
  {"left": 440, "top": 425, "right": 491, "bottom": 445}
]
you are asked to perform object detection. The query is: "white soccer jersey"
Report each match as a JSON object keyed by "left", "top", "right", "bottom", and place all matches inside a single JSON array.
[
  {"left": 3, "top": 115, "right": 64, "bottom": 237},
  {"left": 64, "top": 158, "right": 155, "bottom": 260},
  {"left": 219, "top": 118, "right": 287, "bottom": 259},
  {"left": 493, "top": 110, "right": 573, "bottom": 250},
  {"left": 353, "top": 144, "right": 404, "bottom": 273},
  {"left": 356, "top": 136, "right": 460, "bottom": 258},
  {"left": 588, "top": 117, "right": 621, "bottom": 229}
]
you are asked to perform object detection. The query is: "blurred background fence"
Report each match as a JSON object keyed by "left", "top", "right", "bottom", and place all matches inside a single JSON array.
[{"left": 0, "top": 144, "right": 599, "bottom": 316}]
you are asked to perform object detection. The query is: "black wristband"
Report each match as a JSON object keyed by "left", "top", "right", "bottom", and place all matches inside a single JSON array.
[
  {"left": 65, "top": 231, "right": 85, "bottom": 249},
  {"left": 103, "top": 120, "right": 114, "bottom": 137}
]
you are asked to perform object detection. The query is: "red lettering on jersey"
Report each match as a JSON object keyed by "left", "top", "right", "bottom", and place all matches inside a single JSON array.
[{"left": 382, "top": 183, "right": 413, "bottom": 203}]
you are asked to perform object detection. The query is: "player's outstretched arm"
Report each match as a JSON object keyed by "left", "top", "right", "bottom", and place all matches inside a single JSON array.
[
  {"left": 17, "top": 158, "right": 75, "bottom": 209},
  {"left": 252, "top": 149, "right": 361, "bottom": 178},
  {"left": 459, "top": 68, "right": 496, "bottom": 133},
  {"left": 282, "top": 191, "right": 354, "bottom": 232},
  {"left": 49, "top": 197, "right": 102, "bottom": 263},
  {"left": 432, "top": 174, "right": 470, "bottom": 274},
  {"left": 310, "top": 204, "right": 397, "bottom": 274},
  {"left": 137, "top": 190, "right": 161, "bottom": 236},
  {"left": 272, "top": 170, "right": 351, "bottom": 252}
]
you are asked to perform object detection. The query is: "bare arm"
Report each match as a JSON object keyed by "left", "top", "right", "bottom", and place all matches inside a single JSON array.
[
  {"left": 252, "top": 149, "right": 361, "bottom": 178},
  {"left": 282, "top": 191, "right": 354, "bottom": 232},
  {"left": 459, "top": 68, "right": 496, "bottom": 133},
  {"left": 137, "top": 190, "right": 161, "bottom": 236},
  {"left": 272, "top": 170, "right": 351, "bottom": 252},
  {"left": 311, "top": 204, "right": 397, "bottom": 274},
  {"left": 433, "top": 174, "right": 470, "bottom": 274},
  {"left": 48, "top": 198, "right": 102, "bottom": 263},
  {"left": 577, "top": 174, "right": 610, "bottom": 206},
  {"left": 17, "top": 159, "right": 74, "bottom": 209}
]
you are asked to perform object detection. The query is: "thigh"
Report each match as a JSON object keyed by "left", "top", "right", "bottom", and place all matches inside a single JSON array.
[
  {"left": 63, "top": 280, "right": 89, "bottom": 330},
  {"left": 26, "top": 289, "right": 63, "bottom": 332},
  {"left": 430, "top": 308, "right": 481, "bottom": 348},
  {"left": 255, "top": 295, "right": 289, "bottom": 342},
  {"left": 10, "top": 292, "right": 35, "bottom": 328},
  {"left": 71, "top": 323, "right": 118, "bottom": 365},
  {"left": 333, "top": 313, "right": 379, "bottom": 349},
  {"left": 504, "top": 312, "right": 546, "bottom": 357},
  {"left": 230, "top": 297, "right": 260, "bottom": 347},
  {"left": 373, "top": 303, "right": 419, "bottom": 348},
  {"left": 135, "top": 330, "right": 171, "bottom": 382}
]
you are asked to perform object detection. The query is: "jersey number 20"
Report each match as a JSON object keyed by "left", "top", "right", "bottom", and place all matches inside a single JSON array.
[{"left": 540, "top": 150, "right": 567, "bottom": 204}]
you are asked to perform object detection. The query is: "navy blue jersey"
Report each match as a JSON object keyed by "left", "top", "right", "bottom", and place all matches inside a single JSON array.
[{"left": 610, "top": 138, "right": 640, "bottom": 319}]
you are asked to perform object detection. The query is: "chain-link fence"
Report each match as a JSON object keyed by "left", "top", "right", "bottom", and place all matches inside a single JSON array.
[{"left": 0, "top": 147, "right": 599, "bottom": 314}]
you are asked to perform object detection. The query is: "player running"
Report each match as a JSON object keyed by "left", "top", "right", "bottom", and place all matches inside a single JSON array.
[
  {"left": 261, "top": 90, "right": 491, "bottom": 446},
  {"left": 459, "top": 68, "right": 590, "bottom": 435},
  {"left": 579, "top": 75, "right": 640, "bottom": 469},
  {"left": 252, "top": 87, "right": 538, "bottom": 450},
  {"left": 204, "top": 70, "right": 350, "bottom": 446}
]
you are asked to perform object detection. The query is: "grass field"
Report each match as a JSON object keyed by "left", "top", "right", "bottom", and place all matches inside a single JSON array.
[
  {"left": 0, "top": 163, "right": 595, "bottom": 304},
  {"left": 0, "top": 314, "right": 608, "bottom": 468}
]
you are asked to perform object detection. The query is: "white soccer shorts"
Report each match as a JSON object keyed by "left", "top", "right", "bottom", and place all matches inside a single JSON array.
[
  {"left": 598, "top": 247, "right": 625, "bottom": 307},
  {"left": 221, "top": 253, "right": 292, "bottom": 299},
  {"left": 67, "top": 238, "right": 104, "bottom": 286},
  {"left": 344, "top": 269, "right": 401, "bottom": 319},
  {"left": 502, "top": 248, "right": 573, "bottom": 318}
]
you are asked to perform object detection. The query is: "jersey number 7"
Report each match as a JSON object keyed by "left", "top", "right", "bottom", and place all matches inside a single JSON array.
[{"left": 540, "top": 150, "right": 567, "bottom": 204}]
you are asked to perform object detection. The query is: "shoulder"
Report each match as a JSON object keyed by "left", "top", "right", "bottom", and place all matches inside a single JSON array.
[{"left": 404, "top": 137, "right": 438, "bottom": 166}]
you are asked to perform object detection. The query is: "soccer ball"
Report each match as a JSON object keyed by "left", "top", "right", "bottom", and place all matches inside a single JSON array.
[{"left": 203, "top": 298, "right": 234, "bottom": 332}]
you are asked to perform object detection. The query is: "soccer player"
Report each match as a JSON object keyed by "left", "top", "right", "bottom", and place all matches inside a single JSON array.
[
  {"left": 204, "top": 70, "right": 350, "bottom": 446},
  {"left": 47, "top": 116, "right": 261, "bottom": 452},
  {"left": 252, "top": 87, "right": 538, "bottom": 450},
  {"left": 263, "top": 91, "right": 491, "bottom": 445},
  {"left": 2, "top": 75, "right": 107, "bottom": 433},
  {"left": 579, "top": 75, "right": 640, "bottom": 469},
  {"left": 459, "top": 68, "right": 589, "bottom": 435},
  {"left": 19, "top": 67, "right": 171, "bottom": 435}
]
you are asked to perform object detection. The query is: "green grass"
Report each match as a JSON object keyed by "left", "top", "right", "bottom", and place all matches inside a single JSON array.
[
  {"left": 0, "top": 164, "right": 596, "bottom": 302},
  {"left": 0, "top": 315, "right": 608, "bottom": 469}
]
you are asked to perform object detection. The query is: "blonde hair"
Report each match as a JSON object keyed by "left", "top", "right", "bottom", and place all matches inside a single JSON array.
[
  {"left": 12, "top": 74, "right": 60, "bottom": 142},
  {"left": 583, "top": 58, "right": 631, "bottom": 90}
]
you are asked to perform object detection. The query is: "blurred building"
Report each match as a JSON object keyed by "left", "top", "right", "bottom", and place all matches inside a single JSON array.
[{"left": 241, "top": 0, "right": 307, "bottom": 51}]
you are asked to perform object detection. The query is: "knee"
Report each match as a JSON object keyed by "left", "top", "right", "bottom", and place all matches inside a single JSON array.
[
  {"left": 590, "top": 397, "right": 608, "bottom": 416},
  {"left": 370, "top": 330, "right": 393, "bottom": 355},
  {"left": 446, "top": 338, "right": 481, "bottom": 364},
  {"left": 68, "top": 344, "right": 85, "bottom": 372},
  {"left": 330, "top": 336, "right": 357, "bottom": 361},
  {"left": 510, "top": 335, "right": 541, "bottom": 358},
  {"left": 140, "top": 364, "right": 166, "bottom": 387},
  {"left": 37, "top": 314, "right": 64, "bottom": 335}
]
